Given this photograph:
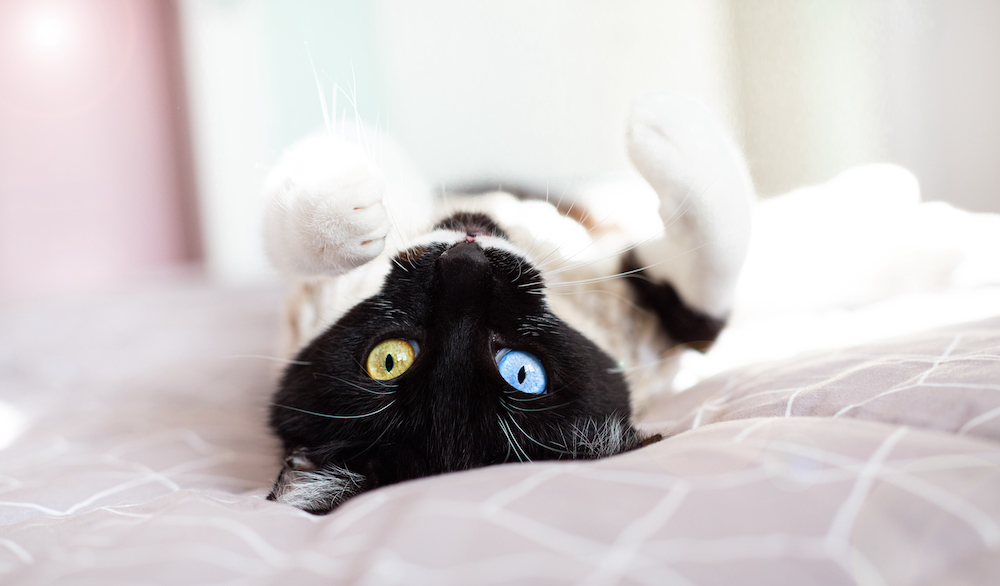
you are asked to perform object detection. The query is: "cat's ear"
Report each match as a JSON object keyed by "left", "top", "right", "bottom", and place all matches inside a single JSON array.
[{"left": 267, "top": 449, "right": 367, "bottom": 514}]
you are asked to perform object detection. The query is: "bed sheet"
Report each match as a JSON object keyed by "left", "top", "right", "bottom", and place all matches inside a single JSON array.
[{"left": 1, "top": 283, "right": 998, "bottom": 585}]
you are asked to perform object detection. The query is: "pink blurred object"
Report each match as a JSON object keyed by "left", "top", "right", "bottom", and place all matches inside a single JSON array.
[{"left": 0, "top": 0, "right": 198, "bottom": 298}]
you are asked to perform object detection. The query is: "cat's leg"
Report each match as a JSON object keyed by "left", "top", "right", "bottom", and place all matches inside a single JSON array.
[
  {"left": 263, "top": 131, "right": 432, "bottom": 277},
  {"left": 626, "top": 93, "right": 754, "bottom": 347}
]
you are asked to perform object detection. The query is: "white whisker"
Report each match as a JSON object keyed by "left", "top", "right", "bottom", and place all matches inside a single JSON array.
[
  {"left": 225, "top": 354, "right": 311, "bottom": 366},
  {"left": 306, "top": 45, "right": 330, "bottom": 134},
  {"left": 496, "top": 415, "right": 522, "bottom": 462},
  {"left": 504, "top": 410, "right": 571, "bottom": 454},
  {"left": 272, "top": 401, "right": 395, "bottom": 420},
  {"left": 545, "top": 241, "right": 711, "bottom": 288}
]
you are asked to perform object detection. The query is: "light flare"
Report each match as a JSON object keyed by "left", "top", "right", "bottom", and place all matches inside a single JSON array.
[{"left": 22, "top": 4, "right": 77, "bottom": 57}]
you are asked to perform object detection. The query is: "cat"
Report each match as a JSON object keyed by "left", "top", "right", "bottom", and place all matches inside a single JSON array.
[{"left": 263, "top": 92, "right": 753, "bottom": 514}]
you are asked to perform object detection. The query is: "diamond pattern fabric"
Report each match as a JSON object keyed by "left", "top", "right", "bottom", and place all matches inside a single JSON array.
[{"left": 1, "top": 285, "right": 998, "bottom": 585}]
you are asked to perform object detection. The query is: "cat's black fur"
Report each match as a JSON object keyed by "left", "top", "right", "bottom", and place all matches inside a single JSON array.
[
  {"left": 621, "top": 250, "right": 725, "bottom": 350},
  {"left": 268, "top": 213, "right": 642, "bottom": 513}
]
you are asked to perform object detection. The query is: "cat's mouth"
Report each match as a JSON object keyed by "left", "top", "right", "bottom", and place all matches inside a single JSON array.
[
  {"left": 403, "top": 211, "right": 525, "bottom": 262},
  {"left": 434, "top": 212, "right": 508, "bottom": 241}
]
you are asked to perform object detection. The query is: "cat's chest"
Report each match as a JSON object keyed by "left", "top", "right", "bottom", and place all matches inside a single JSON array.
[{"left": 543, "top": 275, "right": 677, "bottom": 412}]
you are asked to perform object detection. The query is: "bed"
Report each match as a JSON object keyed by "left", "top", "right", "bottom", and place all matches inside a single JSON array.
[{"left": 2, "top": 166, "right": 999, "bottom": 585}]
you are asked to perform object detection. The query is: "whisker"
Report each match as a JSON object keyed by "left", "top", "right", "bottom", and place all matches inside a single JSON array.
[
  {"left": 496, "top": 415, "right": 522, "bottom": 462},
  {"left": 517, "top": 279, "right": 546, "bottom": 290},
  {"left": 499, "top": 416, "right": 531, "bottom": 462},
  {"left": 503, "top": 389, "right": 553, "bottom": 402},
  {"left": 525, "top": 231, "right": 574, "bottom": 269},
  {"left": 536, "top": 207, "right": 620, "bottom": 272},
  {"left": 530, "top": 215, "right": 626, "bottom": 275},
  {"left": 502, "top": 416, "right": 533, "bottom": 461},
  {"left": 530, "top": 182, "right": 633, "bottom": 271},
  {"left": 503, "top": 410, "right": 572, "bottom": 454},
  {"left": 545, "top": 241, "right": 711, "bottom": 288},
  {"left": 540, "top": 180, "right": 716, "bottom": 278},
  {"left": 539, "top": 288, "right": 650, "bottom": 315},
  {"left": 330, "top": 82, "right": 337, "bottom": 133},
  {"left": 660, "top": 176, "right": 719, "bottom": 231},
  {"left": 352, "top": 421, "right": 395, "bottom": 458},
  {"left": 537, "top": 225, "right": 664, "bottom": 278},
  {"left": 224, "top": 354, "right": 311, "bottom": 366},
  {"left": 306, "top": 46, "right": 330, "bottom": 134},
  {"left": 313, "top": 372, "right": 396, "bottom": 395},
  {"left": 503, "top": 402, "right": 567, "bottom": 412},
  {"left": 512, "top": 256, "right": 524, "bottom": 282},
  {"left": 391, "top": 256, "right": 409, "bottom": 273},
  {"left": 609, "top": 353, "right": 682, "bottom": 374},
  {"left": 271, "top": 401, "right": 395, "bottom": 420}
]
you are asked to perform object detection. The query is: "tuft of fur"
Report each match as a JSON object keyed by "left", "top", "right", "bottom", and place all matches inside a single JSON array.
[
  {"left": 268, "top": 465, "right": 366, "bottom": 514},
  {"left": 568, "top": 416, "right": 641, "bottom": 459}
]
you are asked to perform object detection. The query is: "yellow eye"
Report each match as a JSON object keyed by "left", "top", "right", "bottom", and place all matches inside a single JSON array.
[{"left": 366, "top": 339, "right": 417, "bottom": 380}]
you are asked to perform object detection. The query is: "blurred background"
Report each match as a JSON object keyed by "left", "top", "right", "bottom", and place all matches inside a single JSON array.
[{"left": 1, "top": 0, "right": 998, "bottom": 299}]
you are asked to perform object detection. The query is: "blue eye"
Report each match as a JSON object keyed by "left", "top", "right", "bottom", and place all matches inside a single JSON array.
[{"left": 496, "top": 349, "right": 546, "bottom": 394}]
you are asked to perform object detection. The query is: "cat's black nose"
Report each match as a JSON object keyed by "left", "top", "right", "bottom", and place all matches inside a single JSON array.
[{"left": 436, "top": 241, "right": 491, "bottom": 304}]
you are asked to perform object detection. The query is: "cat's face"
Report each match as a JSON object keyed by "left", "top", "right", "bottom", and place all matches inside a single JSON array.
[{"left": 268, "top": 213, "right": 638, "bottom": 514}]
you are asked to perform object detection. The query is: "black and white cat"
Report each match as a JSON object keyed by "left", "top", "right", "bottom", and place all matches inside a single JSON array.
[{"left": 263, "top": 93, "right": 753, "bottom": 514}]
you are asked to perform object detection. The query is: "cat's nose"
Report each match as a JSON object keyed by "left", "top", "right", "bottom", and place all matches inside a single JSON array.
[{"left": 436, "top": 241, "right": 491, "bottom": 302}]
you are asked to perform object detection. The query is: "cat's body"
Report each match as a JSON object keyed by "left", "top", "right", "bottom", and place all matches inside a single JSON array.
[{"left": 264, "top": 93, "right": 753, "bottom": 513}]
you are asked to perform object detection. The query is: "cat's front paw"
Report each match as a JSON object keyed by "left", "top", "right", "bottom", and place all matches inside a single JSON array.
[
  {"left": 264, "top": 133, "right": 392, "bottom": 276},
  {"left": 627, "top": 93, "right": 753, "bottom": 320}
]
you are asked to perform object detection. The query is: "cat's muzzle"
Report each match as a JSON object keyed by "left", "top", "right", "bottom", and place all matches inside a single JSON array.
[{"left": 436, "top": 241, "right": 492, "bottom": 305}]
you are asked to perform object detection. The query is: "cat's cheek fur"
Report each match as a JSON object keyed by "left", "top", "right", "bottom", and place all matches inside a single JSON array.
[
  {"left": 268, "top": 465, "right": 366, "bottom": 514},
  {"left": 569, "top": 416, "right": 641, "bottom": 459}
]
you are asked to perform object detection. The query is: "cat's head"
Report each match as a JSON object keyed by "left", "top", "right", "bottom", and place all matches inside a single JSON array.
[{"left": 267, "top": 212, "right": 639, "bottom": 514}]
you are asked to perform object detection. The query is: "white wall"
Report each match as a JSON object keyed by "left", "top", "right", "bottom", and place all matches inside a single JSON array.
[
  {"left": 177, "top": 0, "right": 273, "bottom": 283},
  {"left": 880, "top": 0, "right": 1000, "bottom": 214},
  {"left": 177, "top": 0, "right": 1000, "bottom": 282},
  {"left": 372, "top": 0, "right": 736, "bottom": 188},
  {"left": 734, "top": 0, "right": 1000, "bottom": 210},
  {"left": 732, "top": 0, "right": 888, "bottom": 196}
]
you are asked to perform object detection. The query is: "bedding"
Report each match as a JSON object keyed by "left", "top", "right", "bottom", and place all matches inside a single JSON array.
[
  {"left": 3, "top": 164, "right": 1000, "bottom": 585},
  {"left": 1, "top": 281, "right": 999, "bottom": 585}
]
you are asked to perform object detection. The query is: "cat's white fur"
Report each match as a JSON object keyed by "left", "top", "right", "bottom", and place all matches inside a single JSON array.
[
  {"left": 263, "top": 93, "right": 753, "bottom": 412},
  {"left": 270, "top": 465, "right": 366, "bottom": 513}
]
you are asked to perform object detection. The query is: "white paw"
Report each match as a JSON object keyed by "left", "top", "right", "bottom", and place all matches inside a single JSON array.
[
  {"left": 627, "top": 92, "right": 754, "bottom": 319},
  {"left": 628, "top": 92, "right": 749, "bottom": 212},
  {"left": 264, "top": 133, "right": 392, "bottom": 276}
]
